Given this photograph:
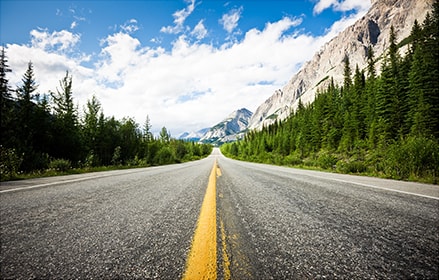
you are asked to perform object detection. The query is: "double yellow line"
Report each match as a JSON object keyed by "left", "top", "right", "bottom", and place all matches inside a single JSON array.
[{"left": 182, "top": 159, "right": 225, "bottom": 280}]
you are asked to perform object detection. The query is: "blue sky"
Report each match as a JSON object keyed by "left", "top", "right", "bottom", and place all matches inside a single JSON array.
[{"left": 1, "top": 0, "right": 371, "bottom": 135}]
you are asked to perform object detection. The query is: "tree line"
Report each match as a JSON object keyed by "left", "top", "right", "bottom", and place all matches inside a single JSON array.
[
  {"left": 222, "top": 5, "right": 439, "bottom": 183},
  {"left": 0, "top": 54, "right": 212, "bottom": 180}
]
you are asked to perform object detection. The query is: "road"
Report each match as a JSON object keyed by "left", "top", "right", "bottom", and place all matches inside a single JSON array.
[{"left": 1, "top": 148, "right": 438, "bottom": 279}]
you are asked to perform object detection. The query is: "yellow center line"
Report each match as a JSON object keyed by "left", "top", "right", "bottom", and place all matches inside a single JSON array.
[
  {"left": 220, "top": 219, "right": 231, "bottom": 280},
  {"left": 183, "top": 159, "right": 219, "bottom": 280}
]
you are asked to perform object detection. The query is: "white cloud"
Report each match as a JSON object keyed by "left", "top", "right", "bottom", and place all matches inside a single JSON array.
[
  {"left": 30, "top": 28, "right": 80, "bottom": 52},
  {"left": 6, "top": 43, "right": 97, "bottom": 107},
  {"left": 313, "top": 0, "right": 370, "bottom": 15},
  {"left": 191, "top": 20, "right": 208, "bottom": 40},
  {"left": 220, "top": 7, "right": 242, "bottom": 33},
  {"left": 120, "top": 19, "right": 139, "bottom": 34},
  {"left": 160, "top": 0, "right": 195, "bottom": 34},
  {"left": 336, "top": 0, "right": 371, "bottom": 13},
  {"left": 6, "top": 7, "right": 368, "bottom": 136},
  {"left": 313, "top": 0, "right": 337, "bottom": 15},
  {"left": 70, "top": 21, "right": 78, "bottom": 29}
]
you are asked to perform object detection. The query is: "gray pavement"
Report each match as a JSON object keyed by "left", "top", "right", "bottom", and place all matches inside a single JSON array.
[
  {"left": 216, "top": 153, "right": 439, "bottom": 279},
  {"left": 1, "top": 157, "right": 214, "bottom": 279},
  {"left": 1, "top": 149, "right": 438, "bottom": 279}
]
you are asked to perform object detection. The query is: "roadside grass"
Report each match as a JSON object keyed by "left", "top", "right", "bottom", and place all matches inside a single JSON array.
[
  {"left": 221, "top": 151, "right": 437, "bottom": 185},
  {"left": 3, "top": 165, "right": 140, "bottom": 182},
  {"left": 1, "top": 155, "right": 208, "bottom": 182}
]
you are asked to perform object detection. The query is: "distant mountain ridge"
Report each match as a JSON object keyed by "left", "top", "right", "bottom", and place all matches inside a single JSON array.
[
  {"left": 247, "top": 0, "right": 434, "bottom": 130},
  {"left": 178, "top": 128, "right": 210, "bottom": 142},
  {"left": 200, "top": 108, "right": 252, "bottom": 144},
  {"left": 180, "top": 108, "right": 252, "bottom": 144}
]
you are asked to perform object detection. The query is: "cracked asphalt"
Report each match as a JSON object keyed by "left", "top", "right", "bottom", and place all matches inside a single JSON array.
[{"left": 1, "top": 148, "right": 438, "bottom": 279}]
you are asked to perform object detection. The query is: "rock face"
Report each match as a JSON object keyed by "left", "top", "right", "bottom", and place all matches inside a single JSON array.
[
  {"left": 200, "top": 108, "right": 252, "bottom": 144},
  {"left": 248, "top": 0, "right": 434, "bottom": 131}
]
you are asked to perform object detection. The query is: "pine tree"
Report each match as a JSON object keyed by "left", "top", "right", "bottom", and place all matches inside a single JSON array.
[
  {"left": 119, "top": 117, "right": 141, "bottom": 162},
  {"left": 160, "top": 126, "right": 170, "bottom": 142},
  {"left": 0, "top": 47, "right": 12, "bottom": 101},
  {"left": 83, "top": 95, "right": 101, "bottom": 165},
  {"left": 16, "top": 62, "right": 39, "bottom": 170},
  {"left": 375, "top": 26, "right": 402, "bottom": 142},
  {"left": 51, "top": 71, "right": 76, "bottom": 120},
  {"left": 365, "top": 46, "right": 378, "bottom": 148},
  {"left": 17, "top": 62, "right": 37, "bottom": 103},
  {"left": 340, "top": 56, "right": 355, "bottom": 151},
  {"left": 16, "top": 62, "right": 38, "bottom": 132},
  {"left": 50, "top": 71, "right": 82, "bottom": 162},
  {"left": 352, "top": 65, "right": 366, "bottom": 140},
  {"left": 408, "top": 8, "right": 439, "bottom": 138},
  {"left": 342, "top": 55, "right": 352, "bottom": 92},
  {"left": 409, "top": 20, "right": 423, "bottom": 54},
  {"left": 0, "top": 46, "right": 15, "bottom": 148},
  {"left": 143, "top": 115, "right": 153, "bottom": 142}
]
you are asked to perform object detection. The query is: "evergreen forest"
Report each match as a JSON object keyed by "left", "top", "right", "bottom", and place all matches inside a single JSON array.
[
  {"left": 0, "top": 57, "right": 212, "bottom": 181},
  {"left": 222, "top": 7, "right": 439, "bottom": 184}
]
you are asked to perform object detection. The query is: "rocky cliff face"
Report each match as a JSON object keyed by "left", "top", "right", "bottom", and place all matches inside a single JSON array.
[
  {"left": 248, "top": 0, "right": 434, "bottom": 131},
  {"left": 200, "top": 108, "right": 252, "bottom": 144}
]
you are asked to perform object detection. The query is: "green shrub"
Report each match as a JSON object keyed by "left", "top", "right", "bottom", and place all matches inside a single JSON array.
[
  {"left": 336, "top": 159, "right": 367, "bottom": 174},
  {"left": 49, "top": 159, "right": 72, "bottom": 172},
  {"left": 385, "top": 137, "right": 439, "bottom": 181},
  {"left": 154, "top": 147, "right": 175, "bottom": 165},
  {"left": 84, "top": 151, "right": 99, "bottom": 168},
  {"left": 111, "top": 146, "right": 122, "bottom": 165},
  {"left": 317, "top": 151, "right": 338, "bottom": 169},
  {"left": 0, "top": 146, "right": 23, "bottom": 181},
  {"left": 284, "top": 154, "right": 303, "bottom": 166}
]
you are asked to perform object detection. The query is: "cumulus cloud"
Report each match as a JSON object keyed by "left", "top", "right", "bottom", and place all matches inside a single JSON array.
[
  {"left": 336, "top": 0, "right": 371, "bottom": 13},
  {"left": 30, "top": 28, "right": 80, "bottom": 52},
  {"left": 6, "top": 6, "right": 368, "bottom": 136},
  {"left": 220, "top": 7, "right": 242, "bottom": 33},
  {"left": 313, "top": 0, "right": 370, "bottom": 15},
  {"left": 6, "top": 43, "right": 97, "bottom": 107},
  {"left": 191, "top": 20, "right": 208, "bottom": 40},
  {"left": 313, "top": 0, "right": 336, "bottom": 14},
  {"left": 120, "top": 19, "right": 140, "bottom": 34},
  {"left": 160, "top": 0, "right": 195, "bottom": 34}
]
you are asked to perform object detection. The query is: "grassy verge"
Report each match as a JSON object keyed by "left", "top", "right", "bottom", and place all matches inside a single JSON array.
[
  {"left": 1, "top": 155, "right": 209, "bottom": 182},
  {"left": 221, "top": 149, "right": 438, "bottom": 185}
]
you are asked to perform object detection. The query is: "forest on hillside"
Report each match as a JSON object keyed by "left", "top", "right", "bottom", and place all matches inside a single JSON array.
[
  {"left": 0, "top": 56, "right": 212, "bottom": 181},
  {"left": 222, "top": 5, "right": 439, "bottom": 184}
]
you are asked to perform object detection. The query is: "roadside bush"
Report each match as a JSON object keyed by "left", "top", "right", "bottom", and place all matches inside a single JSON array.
[
  {"left": 84, "top": 151, "right": 99, "bottom": 168},
  {"left": 385, "top": 137, "right": 439, "bottom": 182},
  {"left": 49, "top": 159, "right": 72, "bottom": 172},
  {"left": 284, "top": 154, "right": 303, "bottom": 166},
  {"left": 0, "top": 146, "right": 23, "bottom": 181},
  {"left": 317, "top": 151, "right": 338, "bottom": 169},
  {"left": 154, "top": 146, "right": 175, "bottom": 165},
  {"left": 336, "top": 159, "right": 367, "bottom": 174},
  {"left": 111, "top": 146, "right": 122, "bottom": 166}
]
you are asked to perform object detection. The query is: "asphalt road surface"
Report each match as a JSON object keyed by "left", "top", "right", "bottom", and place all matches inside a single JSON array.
[{"left": 1, "top": 148, "right": 438, "bottom": 279}]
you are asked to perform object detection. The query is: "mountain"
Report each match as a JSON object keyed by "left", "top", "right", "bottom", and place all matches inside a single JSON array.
[
  {"left": 178, "top": 128, "right": 210, "bottom": 142},
  {"left": 248, "top": 0, "right": 434, "bottom": 131},
  {"left": 200, "top": 108, "right": 252, "bottom": 144}
]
